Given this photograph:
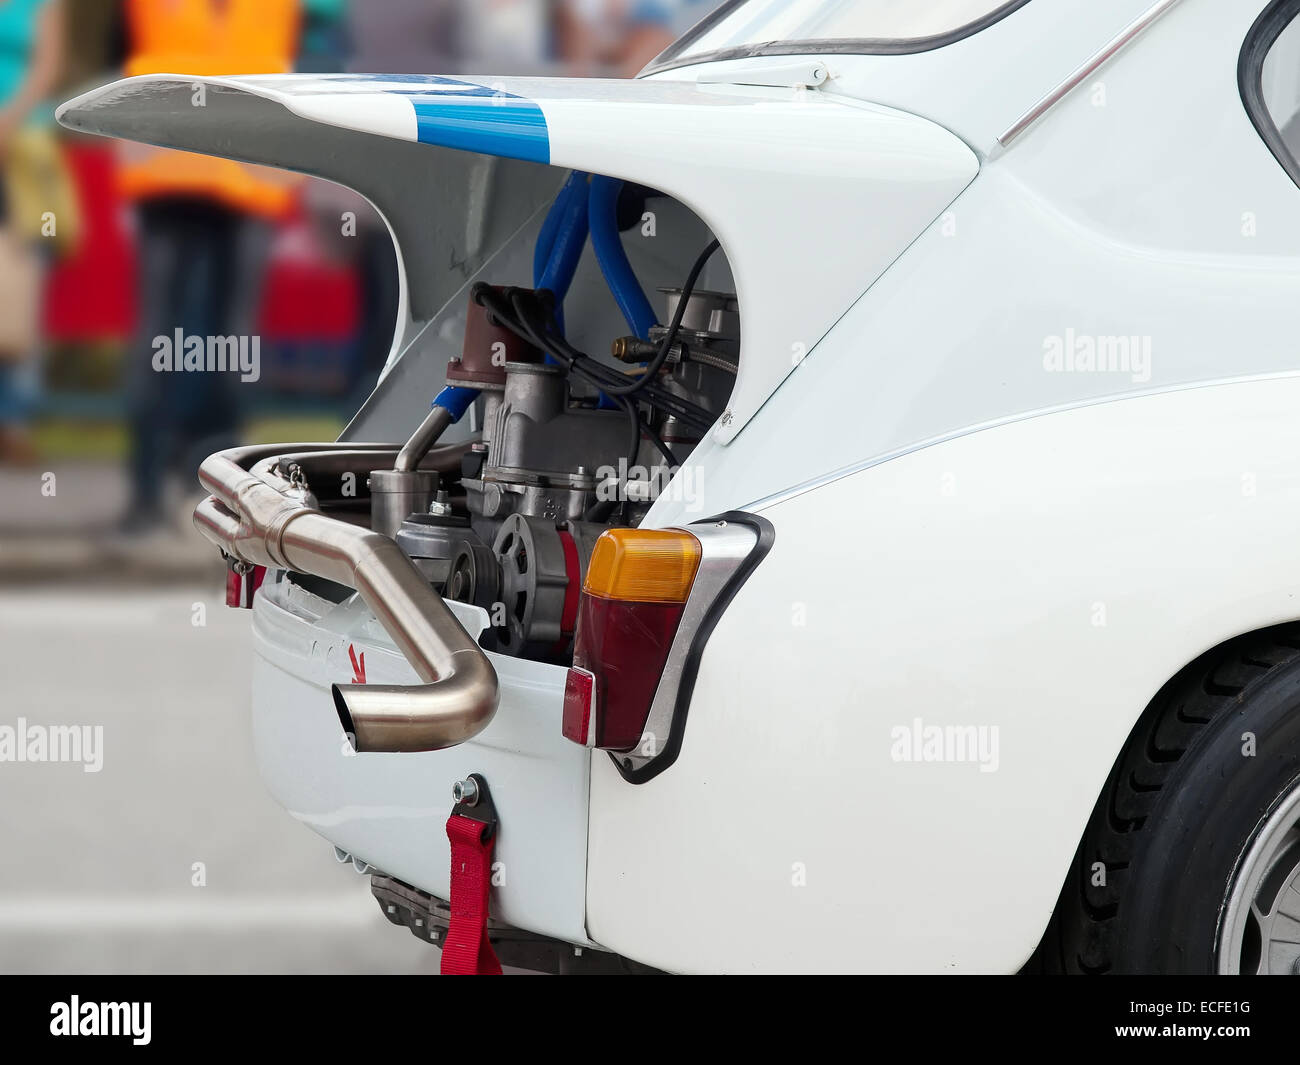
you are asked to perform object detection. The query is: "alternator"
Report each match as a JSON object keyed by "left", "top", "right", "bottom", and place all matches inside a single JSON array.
[{"left": 487, "top": 515, "right": 603, "bottom": 658}]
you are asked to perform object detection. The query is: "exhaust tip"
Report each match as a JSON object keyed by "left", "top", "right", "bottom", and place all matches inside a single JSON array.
[
  {"left": 326, "top": 667, "right": 499, "bottom": 753},
  {"left": 331, "top": 684, "right": 358, "bottom": 751}
]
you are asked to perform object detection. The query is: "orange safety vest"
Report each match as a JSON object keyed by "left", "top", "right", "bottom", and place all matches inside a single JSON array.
[{"left": 118, "top": 0, "right": 301, "bottom": 218}]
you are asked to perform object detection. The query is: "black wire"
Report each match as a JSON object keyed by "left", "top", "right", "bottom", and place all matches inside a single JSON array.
[
  {"left": 479, "top": 284, "right": 716, "bottom": 433},
  {"left": 618, "top": 398, "right": 679, "bottom": 480},
  {"left": 618, "top": 395, "right": 640, "bottom": 473},
  {"left": 639, "top": 416, "right": 678, "bottom": 468},
  {"left": 507, "top": 289, "right": 569, "bottom": 367},
  {"left": 597, "top": 238, "right": 720, "bottom": 398},
  {"left": 477, "top": 283, "right": 695, "bottom": 514},
  {"left": 473, "top": 264, "right": 723, "bottom": 435}
]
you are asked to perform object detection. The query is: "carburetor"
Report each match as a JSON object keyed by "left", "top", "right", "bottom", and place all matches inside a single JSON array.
[
  {"left": 462, "top": 360, "right": 627, "bottom": 537},
  {"left": 389, "top": 281, "right": 739, "bottom": 661}
]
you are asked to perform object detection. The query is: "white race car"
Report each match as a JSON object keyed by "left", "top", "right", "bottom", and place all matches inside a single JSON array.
[{"left": 59, "top": 0, "right": 1300, "bottom": 974}]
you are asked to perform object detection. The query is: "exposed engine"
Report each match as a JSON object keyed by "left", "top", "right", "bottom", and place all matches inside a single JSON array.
[
  {"left": 198, "top": 180, "right": 737, "bottom": 674},
  {"left": 378, "top": 249, "right": 739, "bottom": 661}
]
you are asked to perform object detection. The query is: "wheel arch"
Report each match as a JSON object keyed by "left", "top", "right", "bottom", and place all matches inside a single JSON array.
[{"left": 1026, "top": 618, "right": 1300, "bottom": 971}]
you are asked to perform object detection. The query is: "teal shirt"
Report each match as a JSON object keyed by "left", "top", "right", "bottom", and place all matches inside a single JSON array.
[{"left": 0, "top": 0, "right": 48, "bottom": 108}]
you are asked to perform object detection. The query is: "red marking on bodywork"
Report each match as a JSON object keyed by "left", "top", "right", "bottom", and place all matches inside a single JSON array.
[{"left": 348, "top": 645, "right": 366, "bottom": 684}]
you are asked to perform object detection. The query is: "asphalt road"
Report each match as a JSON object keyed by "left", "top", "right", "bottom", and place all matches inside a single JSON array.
[{"left": 0, "top": 585, "right": 442, "bottom": 974}]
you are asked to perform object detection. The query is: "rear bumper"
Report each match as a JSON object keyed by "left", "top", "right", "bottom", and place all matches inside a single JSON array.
[{"left": 249, "top": 574, "right": 593, "bottom": 946}]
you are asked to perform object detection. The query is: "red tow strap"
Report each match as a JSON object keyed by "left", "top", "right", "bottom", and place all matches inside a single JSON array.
[
  {"left": 225, "top": 563, "right": 265, "bottom": 608},
  {"left": 441, "top": 792, "right": 502, "bottom": 975}
]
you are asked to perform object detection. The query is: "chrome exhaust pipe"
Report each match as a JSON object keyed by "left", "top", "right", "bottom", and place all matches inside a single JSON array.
[{"left": 193, "top": 442, "right": 498, "bottom": 753}]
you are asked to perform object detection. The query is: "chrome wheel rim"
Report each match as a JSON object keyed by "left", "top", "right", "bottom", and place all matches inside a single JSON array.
[{"left": 1218, "top": 778, "right": 1300, "bottom": 974}]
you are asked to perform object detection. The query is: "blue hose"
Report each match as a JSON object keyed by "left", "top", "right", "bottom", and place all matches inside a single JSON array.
[
  {"left": 537, "top": 173, "right": 590, "bottom": 304},
  {"left": 532, "top": 180, "right": 571, "bottom": 285},
  {"left": 534, "top": 171, "right": 588, "bottom": 295},
  {"left": 432, "top": 384, "right": 477, "bottom": 422},
  {"left": 588, "top": 175, "right": 657, "bottom": 341}
]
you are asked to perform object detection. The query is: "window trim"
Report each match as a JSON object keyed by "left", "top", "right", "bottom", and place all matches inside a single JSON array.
[
  {"left": 1240, "top": 0, "right": 1300, "bottom": 190},
  {"left": 640, "top": 0, "right": 1034, "bottom": 77}
]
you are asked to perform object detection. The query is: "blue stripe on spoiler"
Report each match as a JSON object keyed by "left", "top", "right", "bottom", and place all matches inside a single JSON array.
[
  {"left": 350, "top": 74, "right": 550, "bottom": 164},
  {"left": 411, "top": 99, "right": 548, "bottom": 163}
]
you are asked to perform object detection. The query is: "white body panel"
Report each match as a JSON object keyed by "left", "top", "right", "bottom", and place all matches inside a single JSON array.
[
  {"left": 591, "top": 375, "right": 1300, "bottom": 972},
  {"left": 249, "top": 578, "right": 592, "bottom": 946},
  {"left": 648, "top": 0, "right": 1300, "bottom": 525},
  {"left": 645, "top": 0, "right": 1154, "bottom": 153}
]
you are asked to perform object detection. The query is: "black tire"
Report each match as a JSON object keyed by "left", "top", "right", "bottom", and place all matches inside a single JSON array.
[{"left": 1032, "top": 624, "right": 1300, "bottom": 973}]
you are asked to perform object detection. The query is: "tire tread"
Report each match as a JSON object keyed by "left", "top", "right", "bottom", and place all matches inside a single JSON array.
[{"left": 1030, "top": 623, "right": 1300, "bottom": 973}]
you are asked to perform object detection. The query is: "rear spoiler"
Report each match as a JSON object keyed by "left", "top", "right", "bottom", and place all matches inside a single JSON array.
[{"left": 58, "top": 73, "right": 977, "bottom": 443}]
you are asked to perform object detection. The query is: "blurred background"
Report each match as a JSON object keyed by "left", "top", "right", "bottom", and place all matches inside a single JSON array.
[{"left": 0, "top": 0, "right": 716, "bottom": 974}]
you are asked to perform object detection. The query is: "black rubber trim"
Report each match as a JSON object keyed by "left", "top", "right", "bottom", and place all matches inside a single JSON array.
[
  {"left": 1239, "top": 0, "right": 1300, "bottom": 190},
  {"left": 642, "top": 0, "right": 1033, "bottom": 77},
  {"left": 611, "top": 510, "right": 775, "bottom": 785}
]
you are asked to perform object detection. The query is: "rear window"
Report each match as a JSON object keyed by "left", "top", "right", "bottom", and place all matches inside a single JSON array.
[
  {"left": 647, "top": 0, "right": 1031, "bottom": 73},
  {"left": 1241, "top": 0, "right": 1300, "bottom": 189}
]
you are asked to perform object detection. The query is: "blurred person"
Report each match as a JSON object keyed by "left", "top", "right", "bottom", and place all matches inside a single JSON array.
[
  {"left": 117, "top": 0, "right": 300, "bottom": 534},
  {"left": 558, "top": 0, "right": 711, "bottom": 76},
  {"left": 620, "top": 0, "right": 713, "bottom": 74},
  {"left": 336, "top": 0, "right": 460, "bottom": 401},
  {"left": 347, "top": 0, "right": 460, "bottom": 76},
  {"left": 555, "top": 0, "right": 622, "bottom": 75},
  {"left": 0, "top": 0, "right": 64, "bottom": 465},
  {"left": 58, "top": 0, "right": 122, "bottom": 90},
  {"left": 457, "top": 0, "right": 548, "bottom": 73},
  {"left": 298, "top": 0, "right": 346, "bottom": 74}
]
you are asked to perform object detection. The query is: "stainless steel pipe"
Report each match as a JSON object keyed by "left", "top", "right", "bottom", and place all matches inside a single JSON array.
[
  {"left": 394, "top": 405, "right": 454, "bottom": 472},
  {"left": 365, "top": 405, "right": 458, "bottom": 538},
  {"left": 193, "top": 441, "right": 498, "bottom": 753}
]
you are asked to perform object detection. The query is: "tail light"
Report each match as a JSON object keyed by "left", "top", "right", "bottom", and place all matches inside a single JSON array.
[{"left": 562, "top": 528, "right": 701, "bottom": 751}]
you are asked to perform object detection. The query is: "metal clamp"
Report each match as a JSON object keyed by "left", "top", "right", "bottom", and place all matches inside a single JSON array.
[{"left": 450, "top": 773, "right": 497, "bottom": 842}]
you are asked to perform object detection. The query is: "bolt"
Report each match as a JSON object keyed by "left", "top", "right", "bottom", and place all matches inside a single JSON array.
[{"left": 452, "top": 777, "right": 479, "bottom": 806}]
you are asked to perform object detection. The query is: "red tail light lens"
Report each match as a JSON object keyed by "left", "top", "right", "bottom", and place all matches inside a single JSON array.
[
  {"left": 562, "top": 665, "right": 596, "bottom": 746},
  {"left": 562, "top": 529, "right": 701, "bottom": 751}
]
